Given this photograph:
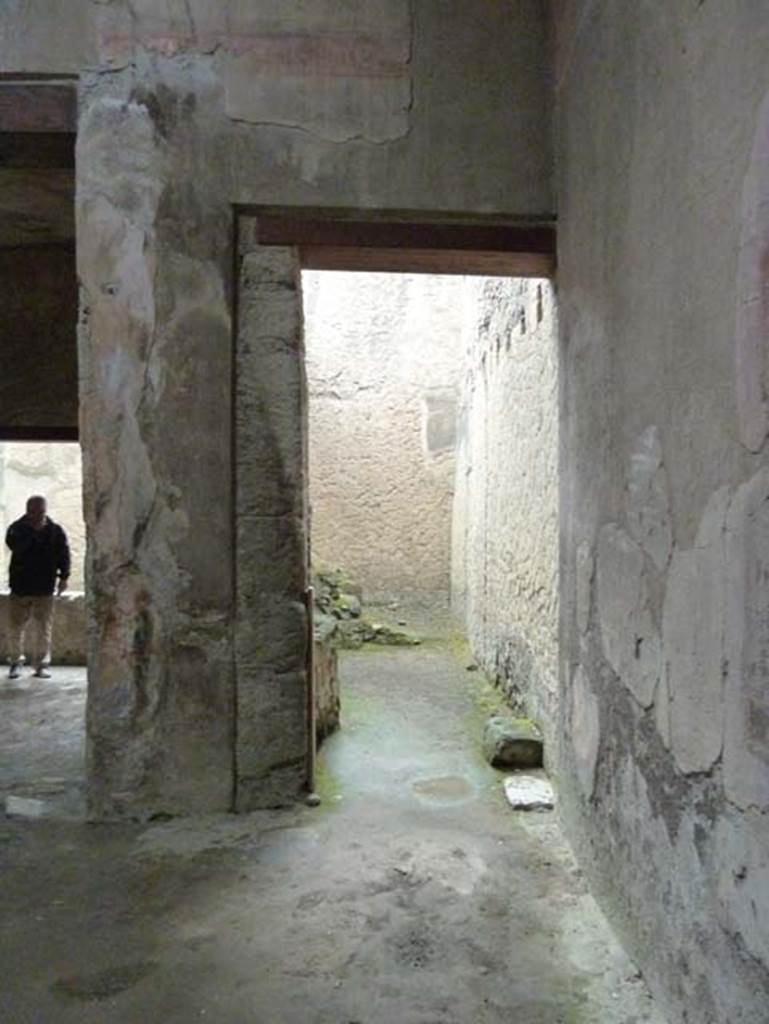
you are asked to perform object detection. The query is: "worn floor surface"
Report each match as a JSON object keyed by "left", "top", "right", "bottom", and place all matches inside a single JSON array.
[{"left": 0, "top": 644, "right": 665, "bottom": 1023}]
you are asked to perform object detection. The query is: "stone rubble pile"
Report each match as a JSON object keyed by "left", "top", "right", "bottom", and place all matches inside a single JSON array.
[{"left": 312, "top": 569, "right": 422, "bottom": 649}]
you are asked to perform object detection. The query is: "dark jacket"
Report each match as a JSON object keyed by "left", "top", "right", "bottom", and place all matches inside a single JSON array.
[{"left": 6, "top": 517, "right": 71, "bottom": 597}]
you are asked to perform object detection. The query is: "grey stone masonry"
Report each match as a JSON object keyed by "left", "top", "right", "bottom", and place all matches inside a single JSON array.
[{"left": 235, "top": 232, "right": 310, "bottom": 810}]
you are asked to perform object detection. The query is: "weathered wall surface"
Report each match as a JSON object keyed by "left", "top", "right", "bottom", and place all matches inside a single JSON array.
[
  {"left": 77, "top": 70, "right": 235, "bottom": 819},
  {"left": 556, "top": 4, "right": 769, "bottom": 1021},
  {"left": 0, "top": 2, "right": 554, "bottom": 816},
  {"left": 304, "top": 271, "right": 464, "bottom": 608},
  {"left": 31, "top": 1, "right": 554, "bottom": 816},
  {"left": 451, "top": 278, "right": 558, "bottom": 750},
  {"left": 235, "top": 237, "right": 309, "bottom": 810},
  {"left": 0, "top": 246, "right": 78, "bottom": 430},
  {"left": 2, "top": 1, "right": 553, "bottom": 215},
  {"left": 0, "top": 443, "right": 85, "bottom": 590}
]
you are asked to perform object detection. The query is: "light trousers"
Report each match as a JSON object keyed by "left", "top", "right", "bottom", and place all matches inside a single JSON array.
[{"left": 8, "top": 595, "right": 54, "bottom": 669}]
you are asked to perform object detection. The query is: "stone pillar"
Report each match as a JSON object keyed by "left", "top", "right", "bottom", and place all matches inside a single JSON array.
[
  {"left": 235, "top": 226, "right": 309, "bottom": 810},
  {"left": 77, "top": 88, "right": 234, "bottom": 819}
]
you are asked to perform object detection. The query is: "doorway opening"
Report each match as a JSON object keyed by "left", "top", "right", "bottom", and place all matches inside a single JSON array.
[
  {"left": 233, "top": 210, "right": 557, "bottom": 809},
  {"left": 300, "top": 267, "right": 559, "bottom": 804},
  {"left": 0, "top": 441, "right": 86, "bottom": 819},
  {"left": 0, "top": 78, "right": 80, "bottom": 818}
]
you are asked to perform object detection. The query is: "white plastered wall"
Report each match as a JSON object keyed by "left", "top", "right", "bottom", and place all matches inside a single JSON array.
[
  {"left": 451, "top": 278, "right": 559, "bottom": 745},
  {"left": 304, "top": 271, "right": 465, "bottom": 608}
]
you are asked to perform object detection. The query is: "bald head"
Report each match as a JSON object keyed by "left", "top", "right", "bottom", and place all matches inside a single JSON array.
[{"left": 25, "top": 495, "right": 47, "bottom": 529}]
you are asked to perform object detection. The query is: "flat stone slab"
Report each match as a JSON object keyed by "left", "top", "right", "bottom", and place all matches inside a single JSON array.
[
  {"left": 483, "top": 715, "right": 543, "bottom": 769},
  {"left": 6, "top": 795, "right": 49, "bottom": 818},
  {"left": 504, "top": 775, "right": 555, "bottom": 811}
]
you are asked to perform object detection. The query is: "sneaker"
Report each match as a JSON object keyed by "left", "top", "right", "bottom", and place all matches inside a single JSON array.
[
  {"left": 8, "top": 663, "right": 20, "bottom": 680},
  {"left": 33, "top": 667, "right": 51, "bottom": 679}
]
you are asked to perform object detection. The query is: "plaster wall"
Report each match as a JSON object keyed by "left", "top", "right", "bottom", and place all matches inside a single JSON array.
[
  {"left": 451, "top": 279, "right": 558, "bottom": 750},
  {"left": 556, "top": 4, "right": 769, "bottom": 1020},
  {"left": 49, "top": 0, "right": 554, "bottom": 817},
  {"left": 1, "top": 1, "right": 552, "bottom": 217},
  {"left": 0, "top": 443, "right": 85, "bottom": 591},
  {"left": 304, "top": 271, "right": 464, "bottom": 608}
]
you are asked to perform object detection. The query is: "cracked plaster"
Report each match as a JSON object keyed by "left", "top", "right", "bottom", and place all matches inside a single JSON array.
[
  {"left": 557, "top": 6, "right": 769, "bottom": 1019},
  {"left": 596, "top": 523, "right": 660, "bottom": 710},
  {"left": 569, "top": 664, "right": 600, "bottom": 798},
  {"left": 661, "top": 486, "right": 729, "bottom": 776},
  {"left": 575, "top": 540, "right": 593, "bottom": 637},
  {"left": 723, "top": 465, "right": 769, "bottom": 813},
  {"left": 735, "top": 89, "right": 769, "bottom": 453},
  {"left": 625, "top": 425, "right": 673, "bottom": 573}
]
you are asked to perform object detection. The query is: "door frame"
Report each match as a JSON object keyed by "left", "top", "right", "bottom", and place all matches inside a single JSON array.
[{"left": 232, "top": 206, "right": 555, "bottom": 809}]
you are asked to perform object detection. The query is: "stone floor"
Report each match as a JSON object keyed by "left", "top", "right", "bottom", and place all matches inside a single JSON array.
[
  {"left": 0, "top": 664, "right": 86, "bottom": 818},
  {"left": 0, "top": 641, "right": 667, "bottom": 1023}
]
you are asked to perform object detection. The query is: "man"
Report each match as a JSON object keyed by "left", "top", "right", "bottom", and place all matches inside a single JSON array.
[{"left": 5, "top": 495, "right": 70, "bottom": 680}]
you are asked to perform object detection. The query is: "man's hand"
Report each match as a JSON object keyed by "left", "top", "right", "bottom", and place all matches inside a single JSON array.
[{"left": 57, "top": 577, "right": 68, "bottom": 596}]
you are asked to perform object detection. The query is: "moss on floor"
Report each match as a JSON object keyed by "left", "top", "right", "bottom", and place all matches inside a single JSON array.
[{"left": 313, "top": 756, "right": 343, "bottom": 806}]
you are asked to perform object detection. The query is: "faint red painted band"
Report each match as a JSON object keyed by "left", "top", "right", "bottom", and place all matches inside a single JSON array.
[{"left": 99, "top": 32, "right": 410, "bottom": 78}]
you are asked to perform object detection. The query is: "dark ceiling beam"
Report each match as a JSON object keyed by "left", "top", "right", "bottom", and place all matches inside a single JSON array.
[
  {"left": 0, "top": 82, "right": 77, "bottom": 133},
  {"left": 244, "top": 209, "right": 557, "bottom": 277},
  {"left": 0, "top": 132, "right": 74, "bottom": 169},
  {"left": 246, "top": 206, "right": 561, "bottom": 276},
  {"left": 0, "top": 426, "right": 79, "bottom": 442},
  {"left": 255, "top": 213, "right": 555, "bottom": 256},
  {"left": 0, "top": 83, "right": 76, "bottom": 171},
  {"left": 0, "top": 238, "right": 75, "bottom": 253},
  {"left": 299, "top": 245, "right": 553, "bottom": 278}
]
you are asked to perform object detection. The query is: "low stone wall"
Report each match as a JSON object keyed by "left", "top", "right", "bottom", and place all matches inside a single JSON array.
[{"left": 0, "top": 591, "right": 86, "bottom": 665}]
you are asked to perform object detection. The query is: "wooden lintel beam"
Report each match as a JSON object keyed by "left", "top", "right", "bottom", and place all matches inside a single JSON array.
[
  {"left": 257, "top": 215, "right": 555, "bottom": 257},
  {"left": 299, "top": 245, "right": 554, "bottom": 278},
  {"left": 0, "top": 239, "right": 75, "bottom": 254},
  {"left": 0, "top": 83, "right": 77, "bottom": 134},
  {"left": 0, "top": 426, "right": 78, "bottom": 442}
]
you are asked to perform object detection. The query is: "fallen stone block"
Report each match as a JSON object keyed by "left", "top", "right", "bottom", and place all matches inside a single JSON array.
[
  {"left": 6, "top": 795, "right": 49, "bottom": 818},
  {"left": 503, "top": 775, "right": 555, "bottom": 811},
  {"left": 482, "top": 716, "right": 543, "bottom": 769}
]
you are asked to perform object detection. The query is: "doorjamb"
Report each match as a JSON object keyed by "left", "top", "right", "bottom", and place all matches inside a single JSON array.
[{"left": 232, "top": 205, "right": 555, "bottom": 809}]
